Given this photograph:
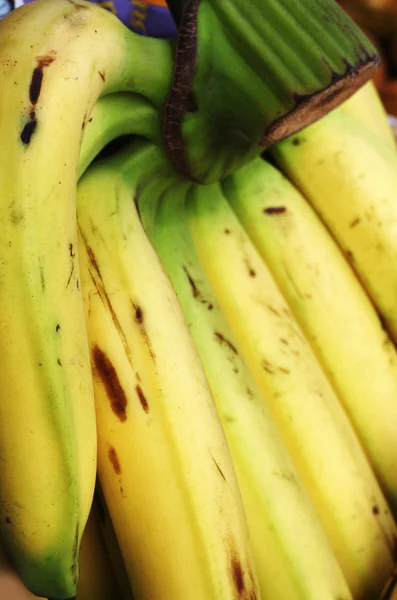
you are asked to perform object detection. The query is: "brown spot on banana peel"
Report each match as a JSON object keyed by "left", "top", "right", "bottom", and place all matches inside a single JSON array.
[
  {"left": 227, "top": 535, "right": 257, "bottom": 599},
  {"left": 92, "top": 345, "right": 128, "bottom": 422},
  {"left": 108, "top": 446, "right": 121, "bottom": 475},
  {"left": 210, "top": 452, "right": 226, "bottom": 481},
  {"left": 231, "top": 555, "right": 245, "bottom": 596},
  {"left": 350, "top": 217, "right": 361, "bottom": 228},
  {"left": 71, "top": 524, "right": 79, "bottom": 586},
  {"left": 263, "top": 206, "right": 286, "bottom": 215},
  {"left": 98, "top": 71, "right": 105, "bottom": 82},
  {"left": 29, "top": 54, "right": 56, "bottom": 105},
  {"left": 136, "top": 384, "right": 149, "bottom": 413},
  {"left": 132, "top": 301, "right": 156, "bottom": 362},
  {"left": 79, "top": 226, "right": 133, "bottom": 366},
  {"left": 134, "top": 304, "right": 144, "bottom": 324},
  {"left": 183, "top": 266, "right": 213, "bottom": 309},
  {"left": 214, "top": 332, "right": 238, "bottom": 355},
  {"left": 20, "top": 110, "right": 37, "bottom": 145},
  {"left": 29, "top": 67, "right": 44, "bottom": 105}
]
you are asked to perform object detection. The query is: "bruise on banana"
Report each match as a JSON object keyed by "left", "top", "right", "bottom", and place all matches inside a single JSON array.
[
  {"left": 79, "top": 227, "right": 133, "bottom": 365},
  {"left": 132, "top": 301, "right": 156, "bottom": 362},
  {"left": 108, "top": 446, "right": 121, "bottom": 475},
  {"left": 91, "top": 345, "right": 128, "bottom": 423},
  {"left": 227, "top": 534, "right": 258, "bottom": 599},
  {"left": 21, "top": 53, "right": 56, "bottom": 146},
  {"left": 136, "top": 384, "right": 149, "bottom": 413},
  {"left": 263, "top": 206, "right": 287, "bottom": 215},
  {"left": 183, "top": 266, "right": 213, "bottom": 310}
]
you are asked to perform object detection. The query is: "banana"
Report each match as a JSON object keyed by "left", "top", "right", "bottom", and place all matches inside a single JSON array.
[
  {"left": 0, "top": 1, "right": 172, "bottom": 596},
  {"left": 270, "top": 106, "right": 397, "bottom": 343},
  {"left": 139, "top": 154, "right": 353, "bottom": 600},
  {"left": 0, "top": 497, "right": 120, "bottom": 600},
  {"left": 186, "top": 181, "right": 397, "bottom": 600},
  {"left": 340, "top": 80, "right": 396, "bottom": 151},
  {"left": 76, "top": 142, "right": 259, "bottom": 600},
  {"left": 76, "top": 497, "right": 125, "bottom": 600},
  {"left": 94, "top": 485, "right": 133, "bottom": 600},
  {"left": 381, "top": 568, "right": 397, "bottom": 600},
  {"left": 223, "top": 156, "right": 397, "bottom": 514}
]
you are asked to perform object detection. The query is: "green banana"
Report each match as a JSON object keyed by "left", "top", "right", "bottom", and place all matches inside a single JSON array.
[
  {"left": 185, "top": 181, "right": 397, "bottom": 600},
  {"left": 137, "top": 146, "right": 353, "bottom": 600},
  {"left": 76, "top": 142, "right": 259, "bottom": 600},
  {"left": 0, "top": 1, "right": 172, "bottom": 597},
  {"left": 223, "top": 156, "right": 397, "bottom": 515},
  {"left": 270, "top": 106, "right": 397, "bottom": 343}
]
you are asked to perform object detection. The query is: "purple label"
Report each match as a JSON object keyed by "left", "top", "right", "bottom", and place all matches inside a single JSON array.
[{"left": 18, "top": 0, "right": 177, "bottom": 39}]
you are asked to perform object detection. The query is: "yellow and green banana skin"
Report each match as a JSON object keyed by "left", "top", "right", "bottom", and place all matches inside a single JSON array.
[
  {"left": 223, "top": 156, "right": 397, "bottom": 515},
  {"left": 186, "top": 182, "right": 397, "bottom": 600},
  {"left": 0, "top": 0, "right": 172, "bottom": 597},
  {"left": 271, "top": 106, "right": 397, "bottom": 343},
  {"left": 76, "top": 146, "right": 259, "bottom": 600},
  {"left": 341, "top": 81, "right": 396, "bottom": 152},
  {"left": 142, "top": 162, "right": 352, "bottom": 600}
]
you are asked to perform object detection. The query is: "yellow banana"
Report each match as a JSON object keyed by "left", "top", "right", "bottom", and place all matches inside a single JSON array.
[
  {"left": 76, "top": 143, "right": 259, "bottom": 600},
  {"left": 271, "top": 106, "right": 397, "bottom": 343},
  {"left": 223, "top": 156, "right": 397, "bottom": 514},
  {"left": 186, "top": 181, "right": 397, "bottom": 600},
  {"left": 76, "top": 497, "right": 125, "bottom": 600},
  {"left": 0, "top": 0, "right": 171, "bottom": 596},
  {"left": 340, "top": 80, "right": 396, "bottom": 151},
  {"left": 139, "top": 151, "right": 352, "bottom": 600}
]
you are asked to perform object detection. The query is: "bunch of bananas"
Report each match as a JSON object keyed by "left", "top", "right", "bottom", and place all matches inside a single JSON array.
[{"left": 0, "top": 0, "right": 396, "bottom": 599}]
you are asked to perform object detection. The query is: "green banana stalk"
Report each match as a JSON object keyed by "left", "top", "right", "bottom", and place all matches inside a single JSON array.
[{"left": 163, "top": 0, "right": 380, "bottom": 182}]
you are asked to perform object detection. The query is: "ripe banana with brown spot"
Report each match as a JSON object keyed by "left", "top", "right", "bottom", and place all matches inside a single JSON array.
[
  {"left": 0, "top": 0, "right": 172, "bottom": 596},
  {"left": 186, "top": 181, "right": 397, "bottom": 600},
  {"left": 271, "top": 106, "right": 397, "bottom": 343},
  {"left": 137, "top": 149, "right": 353, "bottom": 600},
  {"left": 223, "top": 156, "right": 397, "bottom": 516},
  {"left": 76, "top": 142, "right": 259, "bottom": 600}
]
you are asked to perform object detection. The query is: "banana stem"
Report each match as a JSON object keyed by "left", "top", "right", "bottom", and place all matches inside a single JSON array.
[{"left": 164, "top": 0, "right": 380, "bottom": 183}]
